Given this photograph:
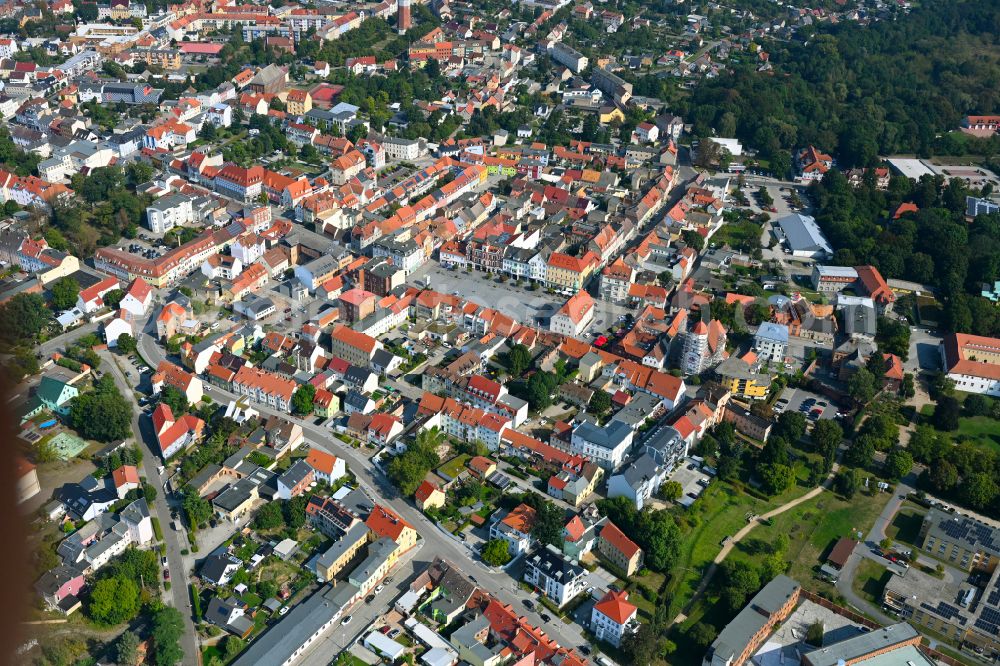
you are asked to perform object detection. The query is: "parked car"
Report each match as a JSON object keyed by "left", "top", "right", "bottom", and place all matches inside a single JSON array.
[
  {"left": 523, "top": 600, "right": 534, "bottom": 610},
  {"left": 341, "top": 615, "right": 352, "bottom": 625},
  {"left": 389, "top": 629, "right": 401, "bottom": 639},
  {"left": 279, "top": 606, "right": 290, "bottom": 616},
  {"left": 540, "top": 613, "right": 552, "bottom": 622}
]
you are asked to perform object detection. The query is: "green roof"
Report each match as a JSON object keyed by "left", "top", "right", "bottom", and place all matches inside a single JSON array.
[{"left": 37, "top": 376, "right": 73, "bottom": 405}]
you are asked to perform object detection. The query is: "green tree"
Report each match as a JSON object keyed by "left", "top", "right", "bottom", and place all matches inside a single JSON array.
[
  {"left": 758, "top": 462, "right": 794, "bottom": 495},
  {"left": 531, "top": 500, "right": 565, "bottom": 548},
  {"left": 183, "top": 486, "right": 212, "bottom": 528},
  {"left": 223, "top": 635, "right": 245, "bottom": 660},
  {"left": 116, "top": 631, "right": 141, "bottom": 665},
  {"left": 292, "top": 384, "right": 316, "bottom": 415},
  {"left": 87, "top": 576, "right": 140, "bottom": 625},
  {"left": 845, "top": 435, "right": 876, "bottom": 468},
  {"left": 810, "top": 419, "right": 843, "bottom": 463},
  {"left": 661, "top": 481, "right": 683, "bottom": 502},
  {"left": 681, "top": 229, "right": 705, "bottom": 251},
  {"left": 481, "top": 538, "right": 512, "bottom": 566},
  {"left": 639, "top": 510, "right": 682, "bottom": 571},
  {"left": 0, "top": 292, "right": 50, "bottom": 344},
  {"left": 933, "top": 396, "right": 961, "bottom": 431},
  {"left": 103, "top": 288, "right": 125, "bottom": 309},
  {"left": 50, "top": 276, "right": 80, "bottom": 311},
  {"left": 588, "top": 389, "right": 612, "bottom": 415},
  {"left": 152, "top": 605, "right": 185, "bottom": 666},
  {"left": 884, "top": 448, "right": 914, "bottom": 481},
  {"left": 848, "top": 368, "right": 879, "bottom": 405},
  {"left": 116, "top": 333, "right": 137, "bottom": 353},
  {"left": 254, "top": 501, "right": 284, "bottom": 530},
  {"left": 806, "top": 620, "right": 824, "bottom": 646},
  {"left": 718, "top": 560, "right": 760, "bottom": 612},
  {"left": 835, "top": 468, "right": 859, "bottom": 498},
  {"left": 504, "top": 343, "right": 532, "bottom": 376},
  {"left": 773, "top": 412, "right": 807, "bottom": 443},
  {"left": 688, "top": 622, "right": 717, "bottom": 650},
  {"left": 160, "top": 385, "right": 188, "bottom": 415},
  {"left": 961, "top": 472, "right": 999, "bottom": 511},
  {"left": 70, "top": 375, "right": 132, "bottom": 442}
]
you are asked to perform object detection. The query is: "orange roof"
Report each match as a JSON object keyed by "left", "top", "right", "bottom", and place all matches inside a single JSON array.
[
  {"left": 331, "top": 324, "right": 378, "bottom": 354},
  {"left": 593, "top": 589, "right": 637, "bottom": 625},
  {"left": 501, "top": 503, "right": 537, "bottom": 532},
  {"left": 564, "top": 514, "right": 585, "bottom": 541},
  {"left": 600, "top": 521, "right": 641, "bottom": 560},
  {"left": 414, "top": 480, "right": 442, "bottom": 503},
  {"left": 941, "top": 333, "right": 1000, "bottom": 381},
  {"left": 305, "top": 448, "right": 339, "bottom": 475},
  {"left": 366, "top": 504, "right": 414, "bottom": 542},
  {"left": 111, "top": 464, "right": 140, "bottom": 488},
  {"left": 854, "top": 265, "right": 895, "bottom": 304},
  {"left": 558, "top": 290, "right": 594, "bottom": 325}
]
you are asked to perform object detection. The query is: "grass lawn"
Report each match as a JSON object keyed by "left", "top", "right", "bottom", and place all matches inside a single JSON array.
[
  {"left": 742, "top": 488, "right": 889, "bottom": 597},
  {"left": 436, "top": 454, "right": 470, "bottom": 481},
  {"left": 852, "top": 559, "right": 891, "bottom": 605},
  {"left": 885, "top": 504, "right": 927, "bottom": 546},
  {"left": 920, "top": 401, "right": 1000, "bottom": 455},
  {"left": 665, "top": 462, "right": 815, "bottom": 617}
]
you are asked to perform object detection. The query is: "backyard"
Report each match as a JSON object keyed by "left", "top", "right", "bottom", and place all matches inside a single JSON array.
[{"left": 852, "top": 559, "right": 891, "bottom": 606}]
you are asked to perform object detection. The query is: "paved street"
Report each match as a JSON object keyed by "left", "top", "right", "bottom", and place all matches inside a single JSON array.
[
  {"left": 99, "top": 349, "right": 200, "bottom": 665},
  {"left": 136, "top": 329, "right": 590, "bottom": 655},
  {"left": 834, "top": 476, "right": 919, "bottom": 626}
]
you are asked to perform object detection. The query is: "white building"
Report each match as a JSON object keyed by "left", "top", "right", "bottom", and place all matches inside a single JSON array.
[
  {"left": 146, "top": 193, "right": 195, "bottom": 234},
  {"left": 382, "top": 137, "right": 423, "bottom": 161},
  {"left": 549, "top": 290, "right": 595, "bottom": 338},
  {"left": 591, "top": 590, "right": 638, "bottom": 647},
  {"left": 523, "top": 544, "right": 588, "bottom": 607},
  {"left": 570, "top": 420, "right": 634, "bottom": 471},
  {"left": 941, "top": 333, "right": 1000, "bottom": 397},
  {"left": 754, "top": 322, "right": 789, "bottom": 364}
]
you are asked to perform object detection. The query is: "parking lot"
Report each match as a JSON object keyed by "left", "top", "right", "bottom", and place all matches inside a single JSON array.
[
  {"left": 773, "top": 387, "right": 840, "bottom": 422},
  {"left": 406, "top": 261, "right": 635, "bottom": 331},
  {"left": 668, "top": 459, "right": 712, "bottom": 507}
]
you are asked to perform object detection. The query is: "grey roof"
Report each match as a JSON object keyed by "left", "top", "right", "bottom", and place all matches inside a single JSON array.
[
  {"left": 349, "top": 537, "right": 397, "bottom": 586},
  {"left": 756, "top": 322, "right": 789, "bottom": 344},
  {"left": 204, "top": 596, "right": 253, "bottom": 635},
  {"left": 643, "top": 426, "right": 685, "bottom": 465},
  {"left": 777, "top": 213, "right": 832, "bottom": 255},
  {"left": 313, "top": 522, "right": 370, "bottom": 578},
  {"left": 200, "top": 554, "right": 241, "bottom": 584},
  {"left": 573, "top": 419, "right": 631, "bottom": 450},
  {"left": 278, "top": 460, "right": 314, "bottom": 491},
  {"left": 450, "top": 615, "right": 497, "bottom": 662},
  {"left": 526, "top": 544, "right": 585, "bottom": 585},
  {"left": 841, "top": 302, "right": 876, "bottom": 337},
  {"left": 613, "top": 453, "right": 662, "bottom": 490},
  {"left": 923, "top": 508, "right": 1000, "bottom": 558},
  {"left": 232, "top": 582, "right": 359, "bottom": 666},
  {"left": 344, "top": 365, "right": 374, "bottom": 385},
  {"left": 801, "top": 623, "right": 920, "bottom": 666},
  {"left": 35, "top": 565, "right": 83, "bottom": 597},
  {"left": 707, "top": 575, "right": 801, "bottom": 665}
]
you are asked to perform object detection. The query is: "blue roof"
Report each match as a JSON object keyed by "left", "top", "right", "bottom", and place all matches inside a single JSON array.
[{"left": 756, "top": 322, "right": 789, "bottom": 343}]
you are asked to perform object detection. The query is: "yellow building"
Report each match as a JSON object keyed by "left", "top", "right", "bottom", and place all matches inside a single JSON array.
[
  {"left": 135, "top": 48, "right": 182, "bottom": 70},
  {"left": 546, "top": 251, "right": 598, "bottom": 291},
  {"left": 285, "top": 89, "right": 313, "bottom": 116},
  {"left": 313, "top": 522, "right": 370, "bottom": 582},
  {"left": 366, "top": 504, "right": 417, "bottom": 567},
  {"left": 414, "top": 480, "right": 445, "bottom": 511},
  {"left": 715, "top": 356, "right": 770, "bottom": 399},
  {"left": 599, "top": 107, "right": 625, "bottom": 124}
]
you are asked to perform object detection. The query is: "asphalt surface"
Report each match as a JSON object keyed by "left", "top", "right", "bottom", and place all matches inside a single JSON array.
[
  {"left": 99, "top": 348, "right": 200, "bottom": 666},
  {"left": 136, "top": 329, "right": 592, "bottom": 657},
  {"left": 833, "top": 477, "right": 916, "bottom": 625}
]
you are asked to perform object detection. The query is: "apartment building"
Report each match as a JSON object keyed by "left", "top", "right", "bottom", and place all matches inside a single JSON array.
[{"left": 232, "top": 365, "right": 296, "bottom": 412}]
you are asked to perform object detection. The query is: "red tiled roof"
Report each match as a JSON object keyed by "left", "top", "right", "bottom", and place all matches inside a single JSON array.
[
  {"left": 593, "top": 589, "right": 637, "bottom": 625},
  {"left": 600, "top": 521, "right": 641, "bottom": 560},
  {"left": 366, "top": 504, "right": 414, "bottom": 542}
]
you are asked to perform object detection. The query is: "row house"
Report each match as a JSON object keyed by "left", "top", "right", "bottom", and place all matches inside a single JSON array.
[{"left": 231, "top": 365, "right": 296, "bottom": 412}]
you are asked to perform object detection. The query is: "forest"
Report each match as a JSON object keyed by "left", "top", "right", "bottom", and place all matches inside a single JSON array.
[
  {"left": 810, "top": 169, "right": 1000, "bottom": 336},
  {"left": 680, "top": 0, "right": 1000, "bottom": 171}
]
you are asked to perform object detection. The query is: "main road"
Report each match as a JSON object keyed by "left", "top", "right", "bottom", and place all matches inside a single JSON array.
[
  {"left": 134, "top": 326, "right": 590, "bottom": 655},
  {"left": 100, "top": 349, "right": 200, "bottom": 665}
]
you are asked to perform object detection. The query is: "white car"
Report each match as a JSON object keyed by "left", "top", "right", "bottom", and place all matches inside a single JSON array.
[
  {"left": 279, "top": 606, "right": 290, "bottom": 616},
  {"left": 374, "top": 584, "right": 385, "bottom": 594}
]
